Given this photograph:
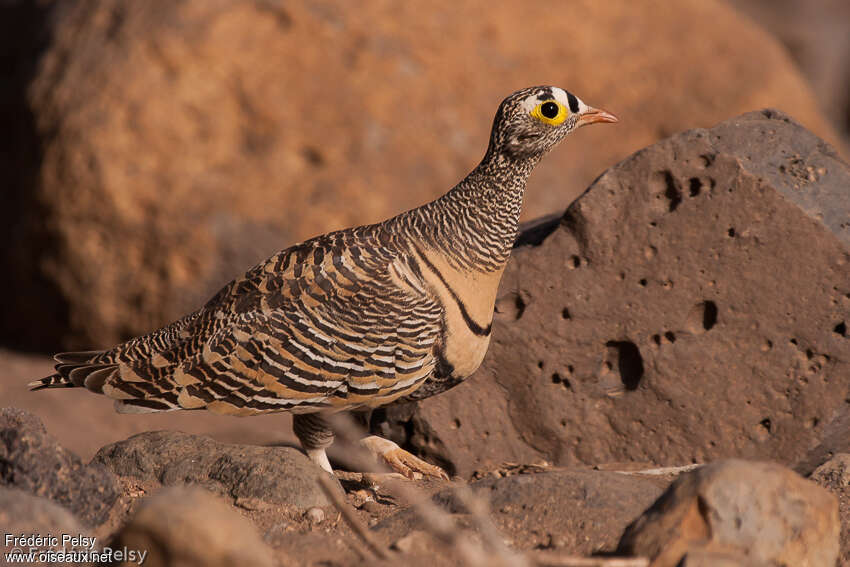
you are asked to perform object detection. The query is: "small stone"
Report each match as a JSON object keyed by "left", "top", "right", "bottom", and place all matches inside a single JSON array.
[
  {"left": 361, "top": 500, "right": 383, "bottom": 515},
  {"left": 305, "top": 507, "right": 325, "bottom": 524}
]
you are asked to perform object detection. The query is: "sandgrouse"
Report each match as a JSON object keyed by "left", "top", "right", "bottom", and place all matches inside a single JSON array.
[{"left": 31, "top": 86, "right": 617, "bottom": 479}]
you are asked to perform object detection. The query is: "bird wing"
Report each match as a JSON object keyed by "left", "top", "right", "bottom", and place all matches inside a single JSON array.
[{"left": 38, "top": 227, "right": 444, "bottom": 415}]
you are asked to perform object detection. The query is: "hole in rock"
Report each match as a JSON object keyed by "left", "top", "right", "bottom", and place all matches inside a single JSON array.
[
  {"left": 834, "top": 321, "right": 847, "bottom": 337},
  {"left": 551, "top": 372, "right": 571, "bottom": 389},
  {"left": 686, "top": 301, "right": 718, "bottom": 333},
  {"left": 759, "top": 418, "right": 772, "bottom": 434},
  {"left": 664, "top": 331, "right": 676, "bottom": 343},
  {"left": 561, "top": 307, "right": 571, "bottom": 320},
  {"left": 605, "top": 341, "right": 644, "bottom": 391},
  {"left": 662, "top": 171, "right": 682, "bottom": 212},
  {"left": 688, "top": 177, "right": 702, "bottom": 197},
  {"left": 727, "top": 227, "right": 736, "bottom": 237},
  {"left": 495, "top": 292, "right": 526, "bottom": 320}
]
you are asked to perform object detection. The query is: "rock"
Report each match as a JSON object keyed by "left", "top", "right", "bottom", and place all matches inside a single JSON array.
[
  {"left": 0, "top": 407, "right": 119, "bottom": 527},
  {"left": 676, "top": 549, "right": 773, "bottom": 567},
  {"left": 304, "top": 506, "right": 325, "bottom": 525},
  {"left": 375, "top": 468, "right": 666, "bottom": 556},
  {"left": 617, "top": 460, "right": 839, "bottom": 567},
  {"left": 94, "top": 430, "right": 329, "bottom": 511},
  {"left": 0, "top": 487, "right": 91, "bottom": 566},
  {"left": 728, "top": 0, "right": 850, "bottom": 142},
  {"left": 3, "top": 0, "right": 842, "bottom": 351},
  {"left": 112, "top": 485, "right": 275, "bottom": 567},
  {"left": 809, "top": 454, "right": 850, "bottom": 566},
  {"left": 376, "top": 109, "right": 850, "bottom": 478},
  {"left": 391, "top": 530, "right": 438, "bottom": 554}
]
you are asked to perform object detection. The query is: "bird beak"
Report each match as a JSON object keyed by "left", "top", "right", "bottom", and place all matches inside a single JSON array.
[{"left": 577, "top": 106, "right": 619, "bottom": 127}]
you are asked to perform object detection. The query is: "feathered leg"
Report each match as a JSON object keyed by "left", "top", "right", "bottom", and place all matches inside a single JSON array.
[{"left": 292, "top": 413, "right": 335, "bottom": 474}]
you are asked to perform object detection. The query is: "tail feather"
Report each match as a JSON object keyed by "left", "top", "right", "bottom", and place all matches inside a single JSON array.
[
  {"left": 30, "top": 349, "right": 113, "bottom": 391},
  {"left": 28, "top": 374, "right": 74, "bottom": 390},
  {"left": 32, "top": 348, "right": 180, "bottom": 414},
  {"left": 53, "top": 350, "right": 105, "bottom": 364},
  {"left": 83, "top": 366, "right": 118, "bottom": 392}
]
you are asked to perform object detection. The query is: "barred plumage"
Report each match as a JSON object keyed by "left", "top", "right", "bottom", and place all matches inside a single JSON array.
[{"left": 31, "top": 86, "right": 616, "bottom": 478}]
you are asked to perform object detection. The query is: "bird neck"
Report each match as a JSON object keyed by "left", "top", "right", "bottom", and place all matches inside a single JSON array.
[{"left": 409, "top": 150, "right": 538, "bottom": 272}]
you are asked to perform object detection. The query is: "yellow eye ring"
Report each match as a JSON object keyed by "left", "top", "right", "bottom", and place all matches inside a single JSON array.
[{"left": 531, "top": 100, "right": 568, "bottom": 126}]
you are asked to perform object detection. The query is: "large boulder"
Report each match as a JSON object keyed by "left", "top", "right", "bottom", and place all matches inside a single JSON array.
[
  {"left": 374, "top": 110, "right": 850, "bottom": 478},
  {"left": 0, "top": 407, "right": 119, "bottom": 527},
  {"left": 94, "top": 429, "right": 330, "bottom": 511},
  {"left": 617, "top": 460, "right": 839, "bottom": 567},
  {"left": 2, "top": 0, "right": 842, "bottom": 350},
  {"left": 729, "top": 0, "right": 850, "bottom": 142}
]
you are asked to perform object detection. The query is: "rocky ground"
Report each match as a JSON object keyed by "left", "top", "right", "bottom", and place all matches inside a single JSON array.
[{"left": 2, "top": 112, "right": 849, "bottom": 566}]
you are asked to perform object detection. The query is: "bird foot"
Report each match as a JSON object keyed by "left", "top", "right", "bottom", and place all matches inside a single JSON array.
[{"left": 360, "top": 435, "right": 449, "bottom": 480}]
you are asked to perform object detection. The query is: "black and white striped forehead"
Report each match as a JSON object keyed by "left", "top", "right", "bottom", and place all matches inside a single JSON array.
[{"left": 522, "top": 86, "right": 584, "bottom": 114}]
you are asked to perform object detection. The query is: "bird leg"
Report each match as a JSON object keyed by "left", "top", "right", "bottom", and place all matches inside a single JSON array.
[
  {"left": 360, "top": 435, "right": 449, "bottom": 480},
  {"left": 293, "top": 413, "right": 448, "bottom": 480},
  {"left": 292, "top": 413, "right": 335, "bottom": 474}
]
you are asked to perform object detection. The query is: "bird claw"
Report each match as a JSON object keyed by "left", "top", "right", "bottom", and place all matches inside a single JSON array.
[{"left": 360, "top": 435, "right": 449, "bottom": 480}]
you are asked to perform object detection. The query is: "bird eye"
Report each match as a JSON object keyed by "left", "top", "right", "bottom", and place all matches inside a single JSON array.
[
  {"left": 531, "top": 100, "right": 567, "bottom": 126},
  {"left": 541, "top": 102, "right": 559, "bottom": 119}
]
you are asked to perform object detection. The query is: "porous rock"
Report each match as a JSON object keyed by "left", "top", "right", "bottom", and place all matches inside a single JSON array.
[
  {"left": 3, "top": 0, "right": 841, "bottom": 351},
  {"left": 617, "top": 460, "right": 839, "bottom": 567},
  {"left": 94, "top": 430, "right": 329, "bottom": 511},
  {"left": 809, "top": 453, "right": 850, "bottom": 566},
  {"left": 111, "top": 485, "right": 275, "bottom": 567},
  {"left": 375, "top": 468, "right": 666, "bottom": 556},
  {"left": 377, "top": 109, "right": 850, "bottom": 478},
  {"left": 0, "top": 407, "right": 119, "bottom": 527}
]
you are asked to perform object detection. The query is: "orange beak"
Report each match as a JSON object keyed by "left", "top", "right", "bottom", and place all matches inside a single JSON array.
[{"left": 577, "top": 106, "right": 619, "bottom": 127}]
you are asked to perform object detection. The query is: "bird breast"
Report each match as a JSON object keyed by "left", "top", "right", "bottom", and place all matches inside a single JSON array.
[{"left": 409, "top": 245, "right": 504, "bottom": 380}]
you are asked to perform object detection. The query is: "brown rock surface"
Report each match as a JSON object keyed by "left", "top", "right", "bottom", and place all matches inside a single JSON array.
[
  {"left": 4, "top": 0, "right": 842, "bottom": 351},
  {"left": 729, "top": 0, "right": 850, "bottom": 140},
  {"left": 0, "top": 488, "right": 90, "bottom": 566},
  {"left": 111, "top": 485, "right": 275, "bottom": 567},
  {"left": 810, "top": 453, "right": 850, "bottom": 566},
  {"left": 617, "top": 460, "right": 839, "bottom": 567},
  {"left": 375, "top": 467, "right": 667, "bottom": 556},
  {"left": 0, "top": 407, "right": 119, "bottom": 527},
  {"left": 94, "top": 430, "right": 330, "bottom": 512},
  {"left": 676, "top": 549, "right": 773, "bottom": 567},
  {"left": 375, "top": 109, "right": 850, "bottom": 478}
]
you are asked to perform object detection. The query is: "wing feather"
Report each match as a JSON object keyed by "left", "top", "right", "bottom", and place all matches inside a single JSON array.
[{"left": 61, "top": 226, "right": 443, "bottom": 414}]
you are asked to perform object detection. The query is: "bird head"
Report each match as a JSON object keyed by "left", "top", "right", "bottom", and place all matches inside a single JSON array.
[{"left": 489, "top": 86, "right": 618, "bottom": 161}]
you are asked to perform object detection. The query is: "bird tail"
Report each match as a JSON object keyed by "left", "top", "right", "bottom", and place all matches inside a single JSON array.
[{"left": 29, "top": 350, "right": 113, "bottom": 391}]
